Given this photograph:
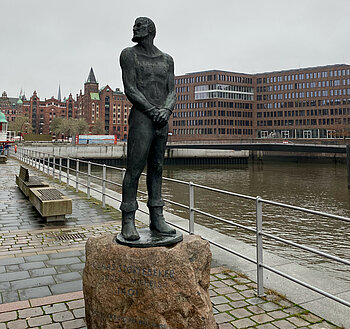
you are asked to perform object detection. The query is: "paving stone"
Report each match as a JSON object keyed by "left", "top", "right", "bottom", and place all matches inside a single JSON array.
[
  {"left": 0, "top": 324, "right": 6, "bottom": 329},
  {"left": 28, "top": 314, "right": 52, "bottom": 327},
  {"left": 215, "top": 286, "right": 237, "bottom": 295},
  {"left": 229, "top": 300, "right": 248, "bottom": 308},
  {"left": 211, "top": 295, "right": 231, "bottom": 305},
  {"left": 53, "top": 310, "right": 75, "bottom": 322},
  {"left": 11, "top": 275, "right": 55, "bottom": 290},
  {"left": 18, "top": 286, "right": 51, "bottom": 300},
  {"left": 42, "top": 324, "right": 63, "bottom": 329},
  {"left": 267, "top": 310, "right": 288, "bottom": 319},
  {"left": 211, "top": 280, "right": 229, "bottom": 288},
  {"left": 61, "top": 318, "right": 86, "bottom": 329},
  {"left": 50, "top": 280, "right": 82, "bottom": 295},
  {"left": 240, "top": 289, "right": 255, "bottom": 298},
  {"left": 246, "top": 297, "right": 266, "bottom": 305},
  {"left": 24, "top": 254, "right": 49, "bottom": 262},
  {"left": 18, "top": 306, "right": 44, "bottom": 318},
  {"left": 0, "top": 310, "right": 17, "bottom": 322},
  {"left": 215, "top": 304, "right": 232, "bottom": 312},
  {"left": 214, "top": 312, "right": 235, "bottom": 324},
  {"left": 209, "top": 289, "right": 217, "bottom": 297},
  {"left": 43, "top": 303, "right": 68, "bottom": 314},
  {"left": 46, "top": 257, "right": 82, "bottom": 266},
  {"left": 251, "top": 313, "right": 275, "bottom": 324},
  {"left": 260, "top": 302, "right": 281, "bottom": 312},
  {"left": 48, "top": 251, "right": 84, "bottom": 259},
  {"left": 72, "top": 307, "right": 85, "bottom": 319},
  {"left": 19, "top": 261, "right": 46, "bottom": 271},
  {"left": 7, "top": 319, "right": 28, "bottom": 329},
  {"left": 68, "top": 263, "right": 85, "bottom": 271},
  {"left": 300, "top": 312, "right": 322, "bottom": 323},
  {"left": 2, "top": 290, "right": 20, "bottom": 303},
  {"left": 218, "top": 323, "right": 235, "bottom": 329},
  {"left": 286, "top": 316, "right": 310, "bottom": 327},
  {"left": 54, "top": 272, "right": 82, "bottom": 283},
  {"left": 273, "top": 319, "right": 297, "bottom": 329},
  {"left": 30, "top": 267, "right": 57, "bottom": 277},
  {"left": 225, "top": 292, "right": 244, "bottom": 301},
  {"left": 0, "top": 271, "right": 30, "bottom": 282},
  {"left": 0, "top": 257, "right": 24, "bottom": 266},
  {"left": 247, "top": 305, "right": 265, "bottom": 314},
  {"left": 256, "top": 324, "right": 278, "bottom": 329},
  {"left": 67, "top": 299, "right": 85, "bottom": 309},
  {"left": 229, "top": 307, "right": 253, "bottom": 319},
  {"left": 231, "top": 317, "right": 256, "bottom": 328}
]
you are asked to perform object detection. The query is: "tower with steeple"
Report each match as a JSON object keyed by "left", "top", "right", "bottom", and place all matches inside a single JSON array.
[
  {"left": 84, "top": 67, "right": 99, "bottom": 95},
  {"left": 57, "top": 83, "right": 62, "bottom": 102}
]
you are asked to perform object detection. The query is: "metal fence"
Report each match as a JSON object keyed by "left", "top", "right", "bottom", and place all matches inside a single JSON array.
[{"left": 14, "top": 147, "right": 350, "bottom": 308}]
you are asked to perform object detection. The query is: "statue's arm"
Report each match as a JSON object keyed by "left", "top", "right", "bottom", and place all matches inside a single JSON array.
[
  {"left": 120, "top": 48, "right": 157, "bottom": 115},
  {"left": 154, "top": 55, "right": 176, "bottom": 126},
  {"left": 163, "top": 55, "right": 176, "bottom": 112}
]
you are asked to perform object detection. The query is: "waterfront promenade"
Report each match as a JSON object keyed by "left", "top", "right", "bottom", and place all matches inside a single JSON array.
[{"left": 0, "top": 157, "right": 344, "bottom": 328}]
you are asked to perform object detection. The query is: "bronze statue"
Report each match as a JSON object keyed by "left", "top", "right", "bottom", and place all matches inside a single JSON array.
[{"left": 119, "top": 17, "right": 176, "bottom": 241}]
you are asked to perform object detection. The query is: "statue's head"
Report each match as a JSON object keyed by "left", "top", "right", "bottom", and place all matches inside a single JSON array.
[{"left": 132, "top": 17, "right": 156, "bottom": 43}]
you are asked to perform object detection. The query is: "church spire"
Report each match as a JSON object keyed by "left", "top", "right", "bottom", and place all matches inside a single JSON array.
[
  {"left": 87, "top": 67, "right": 97, "bottom": 84},
  {"left": 57, "top": 83, "right": 61, "bottom": 101}
]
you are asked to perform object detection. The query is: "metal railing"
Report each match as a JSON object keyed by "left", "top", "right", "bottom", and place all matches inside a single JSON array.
[{"left": 14, "top": 147, "right": 350, "bottom": 308}]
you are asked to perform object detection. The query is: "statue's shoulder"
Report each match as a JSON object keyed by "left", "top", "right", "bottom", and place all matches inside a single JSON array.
[
  {"left": 120, "top": 47, "right": 136, "bottom": 65},
  {"left": 160, "top": 51, "right": 174, "bottom": 65}
]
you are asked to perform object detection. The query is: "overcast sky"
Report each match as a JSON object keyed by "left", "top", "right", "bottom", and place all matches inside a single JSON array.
[{"left": 1, "top": 0, "right": 350, "bottom": 100}]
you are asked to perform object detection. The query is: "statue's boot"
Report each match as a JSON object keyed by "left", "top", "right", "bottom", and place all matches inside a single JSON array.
[
  {"left": 121, "top": 211, "right": 140, "bottom": 241},
  {"left": 149, "top": 206, "right": 176, "bottom": 235}
]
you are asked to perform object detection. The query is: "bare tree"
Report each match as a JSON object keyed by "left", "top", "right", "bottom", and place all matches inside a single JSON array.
[{"left": 91, "top": 119, "right": 105, "bottom": 135}]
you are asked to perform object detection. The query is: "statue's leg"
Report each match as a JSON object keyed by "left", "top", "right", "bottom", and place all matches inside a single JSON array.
[
  {"left": 147, "top": 125, "right": 175, "bottom": 235},
  {"left": 120, "top": 110, "right": 153, "bottom": 240}
]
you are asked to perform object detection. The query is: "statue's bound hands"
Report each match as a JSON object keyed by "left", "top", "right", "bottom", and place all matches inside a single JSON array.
[{"left": 153, "top": 108, "right": 171, "bottom": 127}]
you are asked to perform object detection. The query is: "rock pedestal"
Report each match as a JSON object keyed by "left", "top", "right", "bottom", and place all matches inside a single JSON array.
[{"left": 83, "top": 234, "right": 216, "bottom": 329}]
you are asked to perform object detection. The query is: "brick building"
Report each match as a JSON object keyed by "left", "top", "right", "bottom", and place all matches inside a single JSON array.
[
  {"left": 76, "top": 68, "right": 131, "bottom": 139},
  {"left": 21, "top": 91, "right": 77, "bottom": 135},
  {"left": 170, "top": 64, "right": 350, "bottom": 142},
  {"left": 170, "top": 70, "right": 254, "bottom": 142},
  {"left": 0, "top": 91, "right": 23, "bottom": 123}
]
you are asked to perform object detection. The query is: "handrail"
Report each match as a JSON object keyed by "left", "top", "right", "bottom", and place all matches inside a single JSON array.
[{"left": 15, "top": 147, "right": 350, "bottom": 309}]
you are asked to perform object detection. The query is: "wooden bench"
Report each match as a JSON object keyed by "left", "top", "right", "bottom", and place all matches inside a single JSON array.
[
  {"left": 16, "top": 166, "right": 49, "bottom": 197},
  {"left": 16, "top": 166, "right": 72, "bottom": 222},
  {"left": 29, "top": 187, "right": 72, "bottom": 222}
]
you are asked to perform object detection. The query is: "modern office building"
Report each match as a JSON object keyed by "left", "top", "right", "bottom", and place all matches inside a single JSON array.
[
  {"left": 170, "top": 70, "right": 255, "bottom": 142},
  {"left": 255, "top": 64, "right": 350, "bottom": 139},
  {"left": 170, "top": 64, "right": 350, "bottom": 142}
]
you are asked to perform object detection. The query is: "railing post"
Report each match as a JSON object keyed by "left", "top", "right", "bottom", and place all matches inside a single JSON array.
[
  {"left": 189, "top": 181, "right": 195, "bottom": 234},
  {"left": 87, "top": 161, "right": 91, "bottom": 199},
  {"left": 76, "top": 159, "right": 79, "bottom": 192},
  {"left": 53, "top": 156, "right": 56, "bottom": 179},
  {"left": 122, "top": 168, "right": 126, "bottom": 181},
  {"left": 256, "top": 196, "right": 265, "bottom": 297},
  {"left": 59, "top": 158, "right": 62, "bottom": 183},
  {"left": 102, "top": 164, "right": 106, "bottom": 208},
  {"left": 67, "top": 158, "right": 70, "bottom": 185},
  {"left": 47, "top": 154, "right": 50, "bottom": 174}
]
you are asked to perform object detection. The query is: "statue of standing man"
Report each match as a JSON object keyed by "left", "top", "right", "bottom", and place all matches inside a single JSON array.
[{"left": 119, "top": 17, "right": 176, "bottom": 241}]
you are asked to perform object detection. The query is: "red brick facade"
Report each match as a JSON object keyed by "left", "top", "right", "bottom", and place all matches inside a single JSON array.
[{"left": 76, "top": 68, "right": 131, "bottom": 139}]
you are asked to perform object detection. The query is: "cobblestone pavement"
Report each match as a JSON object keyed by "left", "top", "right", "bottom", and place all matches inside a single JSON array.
[
  {"left": 0, "top": 158, "right": 341, "bottom": 328},
  {"left": 0, "top": 268, "right": 340, "bottom": 329}
]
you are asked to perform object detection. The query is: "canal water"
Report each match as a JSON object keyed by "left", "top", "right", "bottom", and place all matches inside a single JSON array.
[{"left": 89, "top": 161, "right": 350, "bottom": 281}]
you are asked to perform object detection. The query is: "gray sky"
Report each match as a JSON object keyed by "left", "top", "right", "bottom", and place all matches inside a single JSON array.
[{"left": 1, "top": 0, "right": 349, "bottom": 100}]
